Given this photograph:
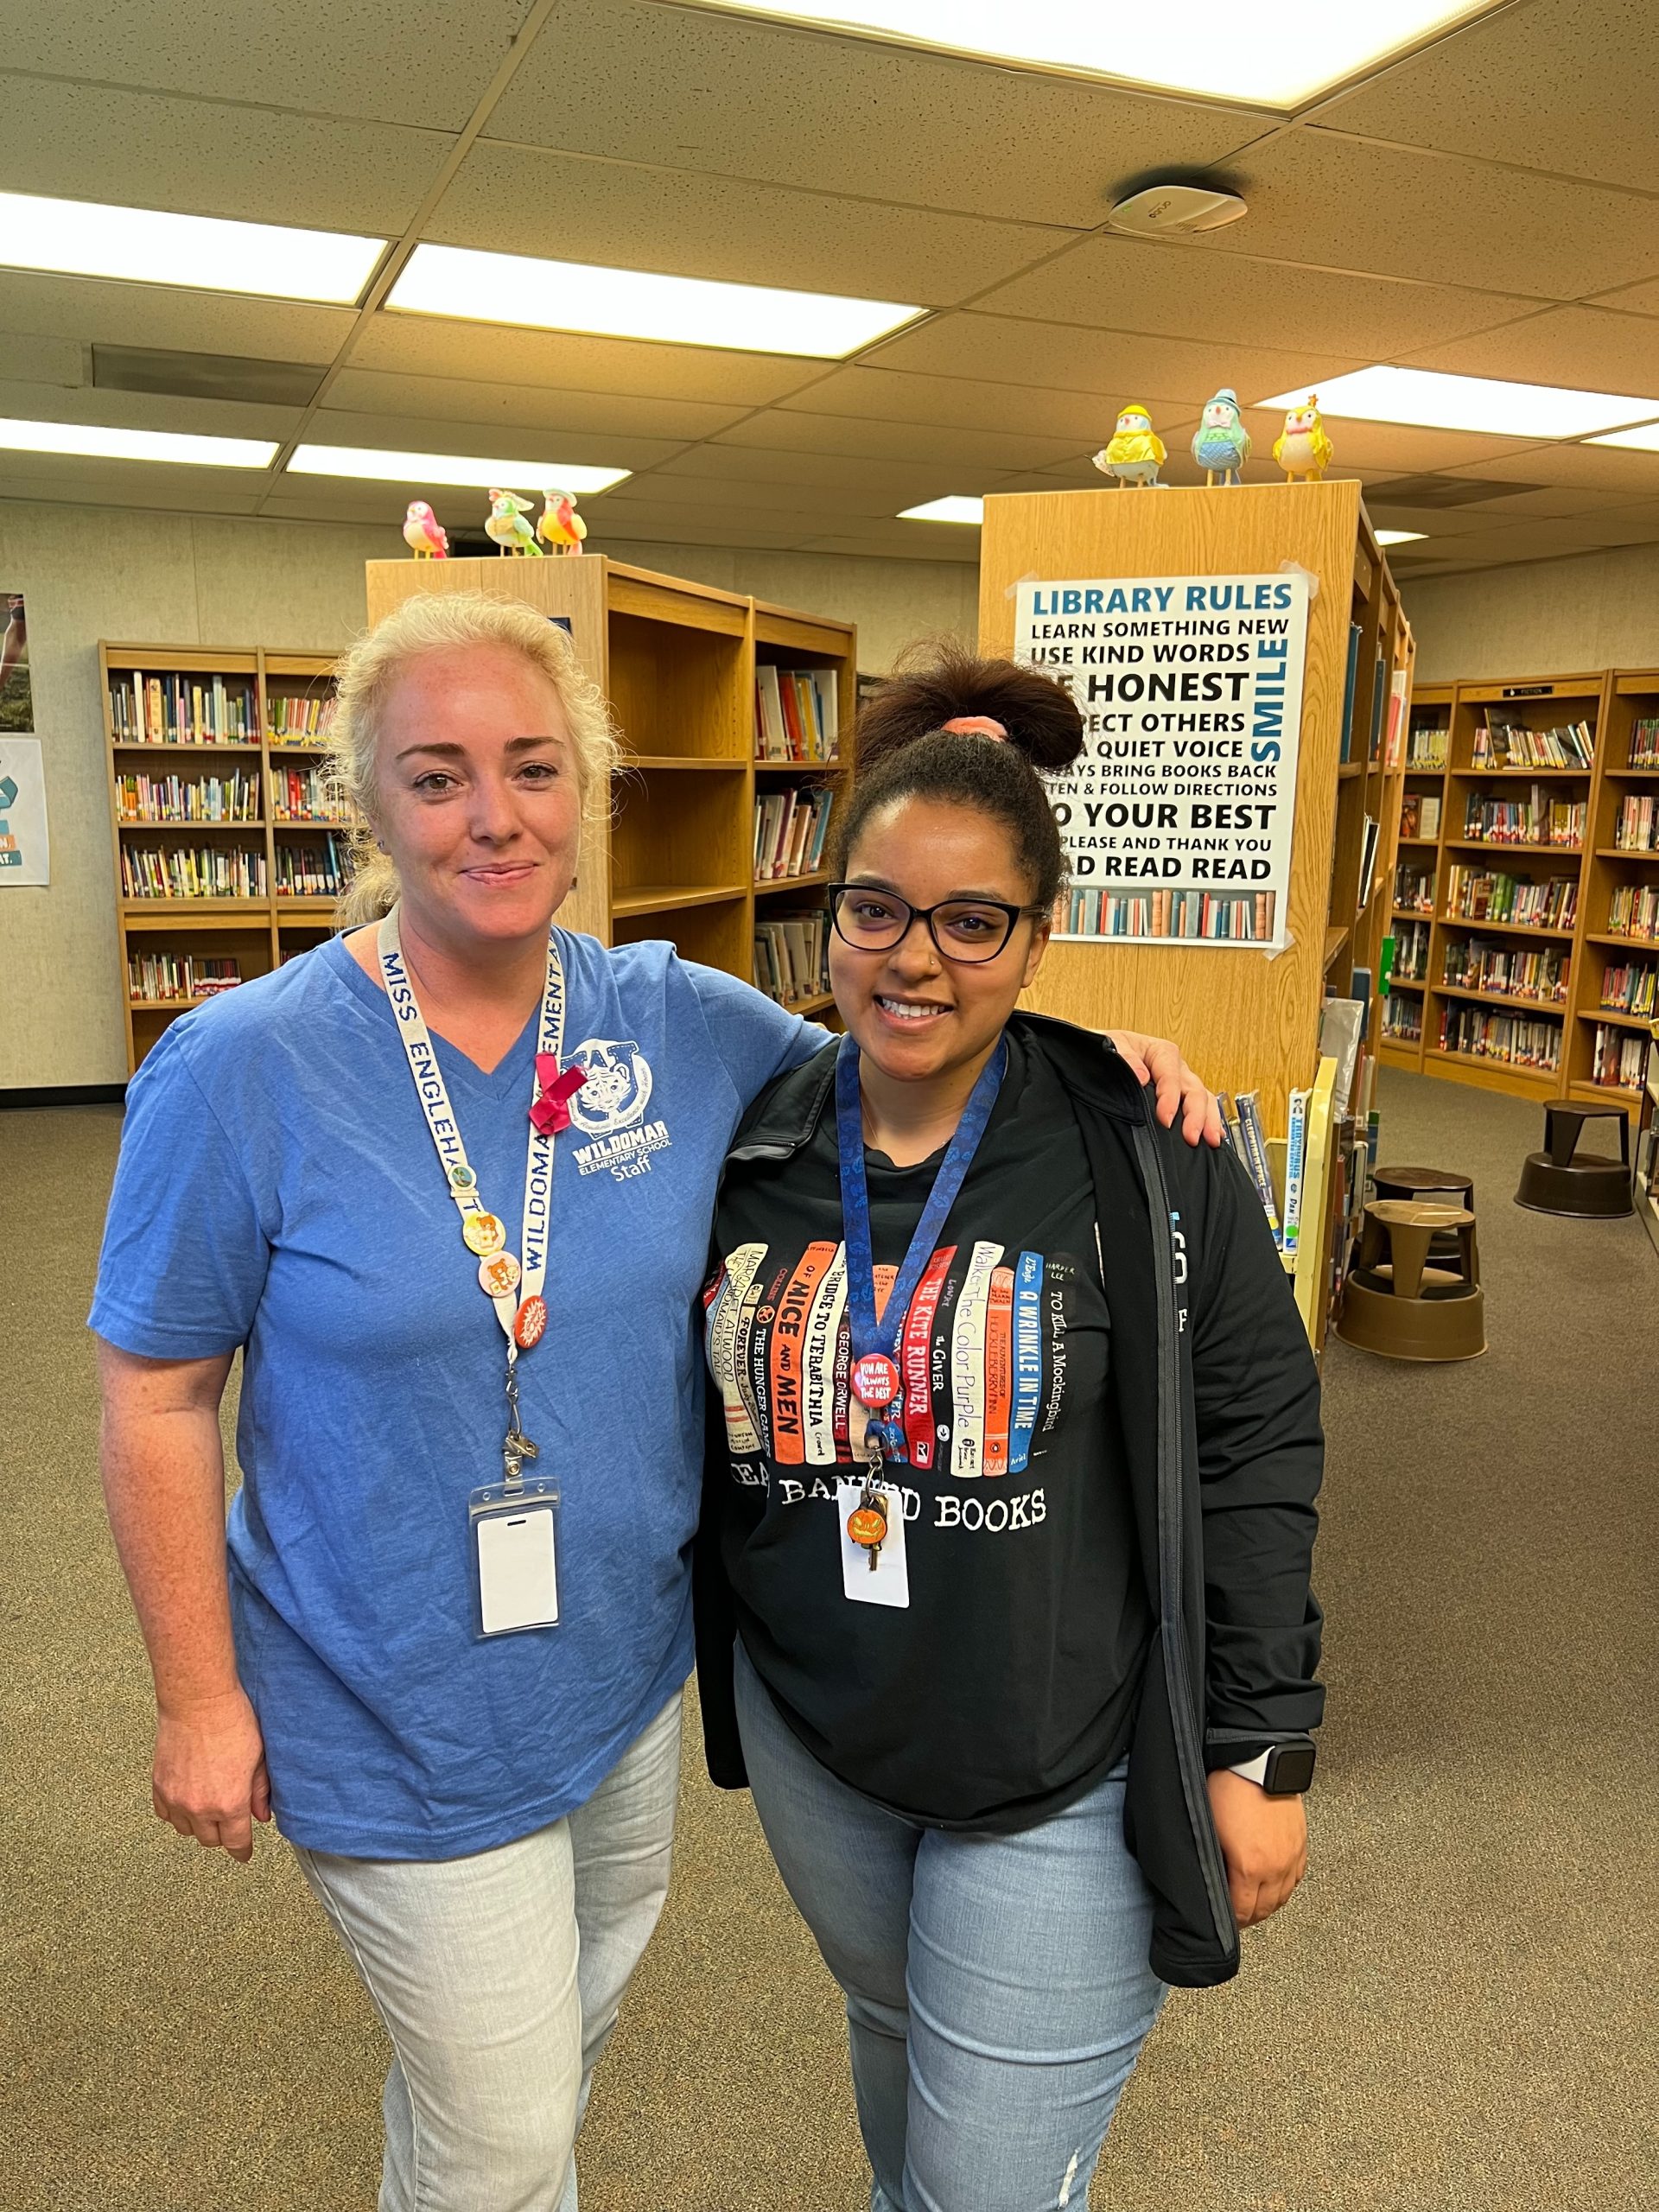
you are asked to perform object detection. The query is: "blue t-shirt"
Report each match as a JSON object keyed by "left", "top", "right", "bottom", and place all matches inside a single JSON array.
[{"left": 90, "top": 931, "right": 823, "bottom": 1859}]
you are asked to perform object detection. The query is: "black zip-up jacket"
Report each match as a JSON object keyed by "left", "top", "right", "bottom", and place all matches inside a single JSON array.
[{"left": 695, "top": 1014, "right": 1325, "bottom": 1988}]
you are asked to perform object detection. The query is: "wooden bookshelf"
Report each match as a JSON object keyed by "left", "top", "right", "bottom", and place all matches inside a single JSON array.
[
  {"left": 363, "top": 559, "right": 855, "bottom": 1023},
  {"left": 976, "top": 480, "right": 1410, "bottom": 1351},
  {"left": 102, "top": 643, "right": 342, "bottom": 1072},
  {"left": 1379, "top": 668, "right": 1659, "bottom": 1106}
]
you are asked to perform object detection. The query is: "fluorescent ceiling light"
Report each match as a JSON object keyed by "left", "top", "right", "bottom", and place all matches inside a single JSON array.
[
  {"left": 689, "top": 1, "right": 1502, "bottom": 108},
  {"left": 0, "top": 190, "right": 384, "bottom": 305},
  {"left": 1255, "top": 366, "right": 1659, "bottom": 442},
  {"left": 899, "top": 495, "right": 983, "bottom": 524},
  {"left": 1584, "top": 423, "right": 1659, "bottom": 453},
  {"left": 287, "top": 444, "right": 631, "bottom": 493},
  {"left": 388, "top": 243, "right": 921, "bottom": 359},
  {"left": 1375, "top": 530, "right": 1427, "bottom": 544},
  {"left": 0, "top": 417, "right": 276, "bottom": 468}
]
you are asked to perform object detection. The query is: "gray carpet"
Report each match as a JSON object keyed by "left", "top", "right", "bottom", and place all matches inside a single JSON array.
[{"left": 2, "top": 1070, "right": 1655, "bottom": 2210}]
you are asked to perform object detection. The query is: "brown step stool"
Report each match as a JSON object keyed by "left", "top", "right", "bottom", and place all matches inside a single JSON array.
[
  {"left": 1336, "top": 1199, "right": 1486, "bottom": 1362},
  {"left": 1373, "top": 1163, "right": 1477, "bottom": 1269},
  {"left": 1514, "top": 1099, "right": 1632, "bottom": 1219}
]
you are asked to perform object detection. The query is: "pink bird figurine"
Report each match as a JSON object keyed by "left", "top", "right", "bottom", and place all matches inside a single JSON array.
[
  {"left": 538, "top": 489, "right": 588, "bottom": 556},
  {"left": 403, "top": 499, "right": 449, "bottom": 558}
]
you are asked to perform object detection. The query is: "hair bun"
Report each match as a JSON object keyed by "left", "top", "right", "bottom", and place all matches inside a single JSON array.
[{"left": 854, "top": 639, "right": 1084, "bottom": 779}]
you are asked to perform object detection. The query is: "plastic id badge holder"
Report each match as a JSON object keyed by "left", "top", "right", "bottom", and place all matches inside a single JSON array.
[{"left": 470, "top": 1479, "right": 562, "bottom": 1637}]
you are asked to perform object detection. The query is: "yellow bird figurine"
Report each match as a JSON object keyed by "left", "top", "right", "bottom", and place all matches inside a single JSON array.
[
  {"left": 1273, "top": 395, "right": 1334, "bottom": 485},
  {"left": 1093, "top": 403, "right": 1167, "bottom": 489},
  {"left": 538, "top": 489, "right": 588, "bottom": 556}
]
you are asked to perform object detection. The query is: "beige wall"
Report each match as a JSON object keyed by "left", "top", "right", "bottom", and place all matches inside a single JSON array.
[
  {"left": 1403, "top": 543, "right": 1659, "bottom": 683},
  {"left": 0, "top": 496, "right": 976, "bottom": 1091}
]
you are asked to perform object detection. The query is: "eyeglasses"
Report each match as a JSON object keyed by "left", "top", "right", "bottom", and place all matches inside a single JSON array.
[{"left": 827, "top": 881, "right": 1042, "bottom": 965}]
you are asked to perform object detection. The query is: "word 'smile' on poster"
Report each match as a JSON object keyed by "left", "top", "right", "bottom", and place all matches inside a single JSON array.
[{"left": 1014, "top": 572, "right": 1311, "bottom": 950}]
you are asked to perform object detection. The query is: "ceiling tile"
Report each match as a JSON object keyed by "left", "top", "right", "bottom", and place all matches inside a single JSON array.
[
  {"left": 430, "top": 143, "right": 1061, "bottom": 306},
  {"left": 1314, "top": 0, "right": 1659, "bottom": 198},
  {"left": 1205, "top": 131, "right": 1659, "bottom": 300},
  {"left": 862, "top": 312, "right": 1364, "bottom": 408},
  {"left": 969, "top": 234, "right": 1534, "bottom": 359},
  {"left": 347, "top": 313, "right": 823, "bottom": 404},
  {"left": 325, "top": 368, "right": 751, "bottom": 441},
  {"left": 302, "top": 405, "right": 689, "bottom": 472},
  {"left": 486, "top": 0, "right": 1261, "bottom": 229},
  {"left": 1456, "top": 444, "right": 1659, "bottom": 493},
  {"left": 0, "top": 378, "right": 301, "bottom": 442},
  {"left": 0, "top": 334, "right": 86, "bottom": 387},
  {"left": 1232, "top": 415, "right": 1550, "bottom": 474},
  {"left": 649, "top": 444, "right": 999, "bottom": 497},
  {"left": 0, "top": 75, "right": 450, "bottom": 235},
  {"left": 0, "top": 271, "right": 354, "bottom": 365},
  {"left": 1348, "top": 502, "right": 1494, "bottom": 538},
  {"left": 605, "top": 474, "right": 925, "bottom": 522},
  {"left": 0, "top": 2, "right": 533, "bottom": 130},
  {"left": 711, "top": 408, "right": 1086, "bottom": 472},
  {"left": 1588, "top": 275, "right": 1659, "bottom": 317},
  {"left": 795, "top": 530, "right": 979, "bottom": 564},
  {"left": 1402, "top": 304, "right": 1659, "bottom": 401},
  {"left": 586, "top": 509, "right": 811, "bottom": 551},
  {"left": 0, "top": 456, "right": 270, "bottom": 513},
  {"left": 772, "top": 367, "right": 1108, "bottom": 443},
  {"left": 257, "top": 484, "right": 457, "bottom": 527},
  {"left": 1448, "top": 485, "right": 1659, "bottom": 518}
]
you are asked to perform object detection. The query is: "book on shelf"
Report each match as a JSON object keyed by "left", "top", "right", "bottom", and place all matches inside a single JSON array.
[
  {"left": 1367, "top": 652, "right": 1387, "bottom": 763},
  {"left": 1390, "top": 918, "right": 1431, "bottom": 982},
  {"left": 273, "top": 834, "right": 346, "bottom": 899},
  {"left": 1383, "top": 667, "right": 1410, "bottom": 769},
  {"left": 1291, "top": 1059, "right": 1339, "bottom": 1342},
  {"left": 1460, "top": 787, "right": 1584, "bottom": 848},
  {"left": 1608, "top": 882, "right": 1659, "bottom": 940},
  {"left": 110, "top": 671, "right": 257, "bottom": 746},
  {"left": 266, "top": 693, "right": 336, "bottom": 742},
  {"left": 128, "top": 951, "right": 242, "bottom": 1002},
  {"left": 1382, "top": 994, "right": 1424, "bottom": 1043},
  {"left": 1400, "top": 791, "right": 1442, "bottom": 841},
  {"left": 1438, "top": 1001, "right": 1561, "bottom": 1072},
  {"left": 270, "top": 763, "right": 339, "bottom": 822},
  {"left": 1590, "top": 1023, "right": 1649, "bottom": 1090},
  {"left": 1393, "top": 860, "right": 1435, "bottom": 913},
  {"left": 1407, "top": 722, "right": 1449, "bottom": 769},
  {"left": 1281, "top": 1087, "right": 1308, "bottom": 1258},
  {"left": 119, "top": 842, "right": 266, "bottom": 899},
  {"left": 753, "top": 912, "right": 829, "bottom": 1007},
  {"left": 1357, "top": 816, "right": 1381, "bottom": 907},
  {"left": 1631, "top": 717, "right": 1659, "bottom": 769},
  {"left": 1338, "top": 624, "right": 1362, "bottom": 764},
  {"left": 115, "top": 769, "right": 259, "bottom": 823},
  {"left": 755, "top": 666, "right": 839, "bottom": 763},
  {"left": 753, "top": 787, "right": 834, "bottom": 881},
  {"left": 1442, "top": 935, "right": 1569, "bottom": 1003},
  {"left": 1599, "top": 958, "right": 1657, "bottom": 1018},
  {"left": 1470, "top": 719, "right": 1594, "bottom": 769},
  {"left": 1061, "top": 887, "right": 1274, "bottom": 941},
  {"left": 1229, "top": 1090, "right": 1283, "bottom": 1246},
  {"left": 1444, "top": 865, "right": 1578, "bottom": 930},
  {"left": 1614, "top": 792, "right": 1659, "bottom": 851},
  {"left": 1318, "top": 997, "right": 1366, "bottom": 1117}
]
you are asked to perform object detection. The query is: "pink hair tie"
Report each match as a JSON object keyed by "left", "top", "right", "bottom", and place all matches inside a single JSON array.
[{"left": 939, "top": 715, "right": 1009, "bottom": 741}]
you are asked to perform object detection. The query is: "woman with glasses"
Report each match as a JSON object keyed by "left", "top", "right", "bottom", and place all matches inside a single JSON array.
[{"left": 696, "top": 646, "right": 1324, "bottom": 2212}]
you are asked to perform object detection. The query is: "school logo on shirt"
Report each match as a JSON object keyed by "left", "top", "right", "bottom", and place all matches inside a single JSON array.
[{"left": 565, "top": 1038, "right": 671, "bottom": 1180}]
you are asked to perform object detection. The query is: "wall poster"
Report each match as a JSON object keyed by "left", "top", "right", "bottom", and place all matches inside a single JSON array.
[{"left": 1014, "top": 571, "right": 1311, "bottom": 950}]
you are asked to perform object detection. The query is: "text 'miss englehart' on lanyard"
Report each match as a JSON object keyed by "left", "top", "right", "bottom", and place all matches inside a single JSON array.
[
  {"left": 378, "top": 904, "right": 574, "bottom": 1637},
  {"left": 833, "top": 1031, "right": 1007, "bottom": 1609}
]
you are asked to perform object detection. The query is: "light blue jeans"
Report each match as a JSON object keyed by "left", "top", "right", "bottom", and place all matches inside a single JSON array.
[
  {"left": 735, "top": 1643, "right": 1166, "bottom": 2212},
  {"left": 292, "top": 1690, "right": 682, "bottom": 2212}
]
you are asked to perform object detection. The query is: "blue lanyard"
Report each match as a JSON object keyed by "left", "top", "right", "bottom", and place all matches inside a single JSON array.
[{"left": 835, "top": 1031, "right": 1007, "bottom": 1463}]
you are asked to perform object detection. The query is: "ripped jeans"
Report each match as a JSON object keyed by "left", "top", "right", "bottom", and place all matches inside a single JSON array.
[{"left": 735, "top": 1643, "right": 1166, "bottom": 2212}]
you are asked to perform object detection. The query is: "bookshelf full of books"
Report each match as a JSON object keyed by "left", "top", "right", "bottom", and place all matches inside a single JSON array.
[
  {"left": 363, "top": 561, "right": 856, "bottom": 1024},
  {"left": 102, "top": 643, "right": 343, "bottom": 1073},
  {"left": 1381, "top": 666, "right": 1659, "bottom": 1108}
]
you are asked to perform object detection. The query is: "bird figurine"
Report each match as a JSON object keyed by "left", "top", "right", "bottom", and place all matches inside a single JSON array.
[
  {"left": 485, "top": 487, "right": 543, "bottom": 556},
  {"left": 402, "top": 499, "right": 449, "bottom": 559},
  {"left": 1273, "top": 394, "right": 1334, "bottom": 485},
  {"left": 1191, "top": 388, "right": 1251, "bottom": 487},
  {"left": 537, "top": 488, "right": 588, "bottom": 556},
  {"left": 1093, "top": 403, "right": 1166, "bottom": 489}
]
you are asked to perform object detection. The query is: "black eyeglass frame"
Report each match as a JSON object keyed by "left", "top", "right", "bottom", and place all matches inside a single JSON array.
[{"left": 826, "top": 880, "right": 1046, "bottom": 966}]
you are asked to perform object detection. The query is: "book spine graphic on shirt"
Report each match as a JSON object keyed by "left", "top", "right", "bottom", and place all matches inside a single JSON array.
[
  {"left": 769, "top": 1241, "right": 836, "bottom": 1467},
  {"left": 801, "top": 1248, "right": 846, "bottom": 1465},
  {"left": 950, "top": 1240, "right": 1004, "bottom": 1478},
  {"left": 982, "top": 1265, "right": 1014, "bottom": 1477},
  {"left": 747, "top": 1264, "right": 790, "bottom": 1458},
  {"left": 1009, "top": 1252, "right": 1045, "bottom": 1476},
  {"left": 1041, "top": 1262, "right": 1075, "bottom": 1438},
  {"left": 729, "top": 1268, "right": 768, "bottom": 1446},
  {"left": 832, "top": 1300, "right": 852, "bottom": 1460},
  {"left": 902, "top": 1244, "right": 955, "bottom": 1471},
  {"left": 708, "top": 1244, "right": 767, "bottom": 1455},
  {"left": 849, "top": 1264, "right": 898, "bottom": 1462}
]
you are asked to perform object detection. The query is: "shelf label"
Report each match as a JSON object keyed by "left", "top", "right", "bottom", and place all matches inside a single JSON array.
[{"left": 1502, "top": 684, "right": 1554, "bottom": 697}]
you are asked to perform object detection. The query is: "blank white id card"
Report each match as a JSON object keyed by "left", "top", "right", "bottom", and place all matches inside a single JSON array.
[
  {"left": 836, "top": 1479, "right": 910, "bottom": 1609},
  {"left": 472, "top": 1483, "right": 561, "bottom": 1637}
]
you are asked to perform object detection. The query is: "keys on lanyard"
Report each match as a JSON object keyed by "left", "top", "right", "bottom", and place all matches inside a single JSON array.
[{"left": 846, "top": 1438, "right": 890, "bottom": 1572}]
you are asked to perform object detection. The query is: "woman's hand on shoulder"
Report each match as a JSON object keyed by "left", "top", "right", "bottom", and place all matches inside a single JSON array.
[
  {"left": 1206, "top": 1768, "right": 1307, "bottom": 1928},
  {"left": 1104, "top": 1030, "right": 1223, "bottom": 1147},
  {"left": 153, "top": 1686, "right": 271, "bottom": 1865}
]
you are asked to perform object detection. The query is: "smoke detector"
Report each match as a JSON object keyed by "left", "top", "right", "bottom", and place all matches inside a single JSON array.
[{"left": 1106, "top": 183, "right": 1248, "bottom": 237}]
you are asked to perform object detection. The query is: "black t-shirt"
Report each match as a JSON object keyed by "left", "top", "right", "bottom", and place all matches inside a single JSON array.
[{"left": 705, "top": 1034, "right": 1154, "bottom": 1830}]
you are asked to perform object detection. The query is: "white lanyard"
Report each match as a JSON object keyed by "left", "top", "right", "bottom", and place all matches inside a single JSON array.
[{"left": 378, "top": 905, "right": 566, "bottom": 1480}]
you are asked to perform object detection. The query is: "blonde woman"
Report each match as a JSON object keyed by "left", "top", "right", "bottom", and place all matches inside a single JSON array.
[{"left": 92, "top": 594, "right": 1214, "bottom": 2212}]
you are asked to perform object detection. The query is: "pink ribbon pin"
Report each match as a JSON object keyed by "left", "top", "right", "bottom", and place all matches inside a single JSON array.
[{"left": 531, "top": 1054, "right": 586, "bottom": 1135}]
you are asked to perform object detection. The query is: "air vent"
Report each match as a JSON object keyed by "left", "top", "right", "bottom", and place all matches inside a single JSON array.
[
  {"left": 92, "top": 346, "right": 326, "bottom": 408},
  {"left": 1374, "top": 474, "right": 1544, "bottom": 510}
]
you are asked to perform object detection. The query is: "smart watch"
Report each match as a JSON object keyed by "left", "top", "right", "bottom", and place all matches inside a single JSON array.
[{"left": 1226, "top": 1737, "right": 1317, "bottom": 1796}]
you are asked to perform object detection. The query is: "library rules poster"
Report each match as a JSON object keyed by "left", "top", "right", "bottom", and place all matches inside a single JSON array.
[{"left": 1014, "top": 570, "right": 1310, "bottom": 950}]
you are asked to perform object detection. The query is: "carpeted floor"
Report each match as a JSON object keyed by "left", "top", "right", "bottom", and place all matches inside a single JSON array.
[{"left": 2, "top": 1069, "right": 1655, "bottom": 2211}]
